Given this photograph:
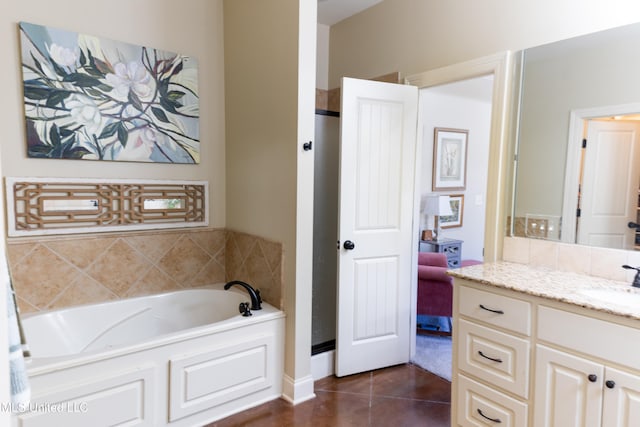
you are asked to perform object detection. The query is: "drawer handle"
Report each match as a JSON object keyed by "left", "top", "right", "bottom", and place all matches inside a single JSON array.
[
  {"left": 477, "top": 408, "right": 502, "bottom": 424},
  {"left": 479, "top": 304, "right": 504, "bottom": 314},
  {"left": 478, "top": 351, "right": 503, "bottom": 363}
]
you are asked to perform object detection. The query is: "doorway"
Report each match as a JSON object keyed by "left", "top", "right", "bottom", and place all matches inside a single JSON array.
[
  {"left": 562, "top": 105, "right": 640, "bottom": 247},
  {"left": 412, "top": 75, "right": 494, "bottom": 380},
  {"left": 310, "top": 52, "right": 513, "bottom": 379},
  {"left": 576, "top": 117, "right": 640, "bottom": 249}
]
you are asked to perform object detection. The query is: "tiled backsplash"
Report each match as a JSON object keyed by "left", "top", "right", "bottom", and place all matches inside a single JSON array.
[
  {"left": 8, "top": 228, "right": 283, "bottom": 314},
  {"left": 503, "top": 236, "right": 640, "bottom": 283}
]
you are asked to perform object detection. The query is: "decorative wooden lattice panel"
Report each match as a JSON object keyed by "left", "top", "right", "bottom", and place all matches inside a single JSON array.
[{"left": 6, "top": 178, "right": 208, "bottom": 236}]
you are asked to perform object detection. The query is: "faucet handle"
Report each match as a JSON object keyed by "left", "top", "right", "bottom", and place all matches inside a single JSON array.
[
  {"left": 239, "top": 302, "right": 252, "bottom": 317},
  {"left": 622, "top": 265, "right": 640, "bottom": 288}
]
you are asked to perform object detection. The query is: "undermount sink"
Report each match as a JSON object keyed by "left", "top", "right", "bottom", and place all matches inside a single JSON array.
[{"left": 579, "top": 288, "right": 640, "bottom": 307}]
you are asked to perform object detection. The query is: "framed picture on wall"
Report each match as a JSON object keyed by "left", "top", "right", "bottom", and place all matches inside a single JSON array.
[
  {"left": 439, "top": 194, "right": 464, "bottom": 228},
  {"left": 432, "top": 128, "right": 468, "bottom": 191},
  {"left": 19, "top": 21, "right": 200, "bottom": 164}
]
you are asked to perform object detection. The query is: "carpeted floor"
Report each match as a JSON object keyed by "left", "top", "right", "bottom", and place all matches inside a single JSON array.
[{"left": 412, "top": 316, "right": 452, "bottom": 381}]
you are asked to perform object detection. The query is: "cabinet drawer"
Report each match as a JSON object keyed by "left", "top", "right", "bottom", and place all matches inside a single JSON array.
[
  {"left": 458, "top": 319, "right": 530, "bottom": 398},
  {"left": 457, "top": 374, "right": 528, "bottom": 427},
  {"left": 448, "top": 257, "right": 461, "bottom": 268},
  {"left": 538, "top": 305, "right": 640, "bottom": 371},
  {"left": 458, "top": 285, "right": 531, "bottom": 336}
]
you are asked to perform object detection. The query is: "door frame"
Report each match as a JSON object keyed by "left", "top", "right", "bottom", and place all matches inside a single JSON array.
[
  {"left": 405, "top": 51, "right": 515, "bottom": 355},
  {"left": 563, "top": 102, "right": 640, "bottom": 244}
]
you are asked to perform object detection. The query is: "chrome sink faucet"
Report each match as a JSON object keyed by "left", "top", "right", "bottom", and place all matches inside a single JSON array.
[{"left": 622, "top": 265, "right": 640, "bottom": 288}]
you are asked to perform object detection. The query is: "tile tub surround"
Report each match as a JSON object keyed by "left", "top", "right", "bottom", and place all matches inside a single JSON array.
[
  {"left": 449, "top": 261, "right": 640, "bottom": 321},
  {"left": 8, "top": 228, "right": 283, "bottom": 314}
]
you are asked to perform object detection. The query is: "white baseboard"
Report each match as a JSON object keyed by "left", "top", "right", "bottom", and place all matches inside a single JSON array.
[
  {"left": 311, "top": 350, "right": 334, "bottom": 380},
  {"left": 281, "top": 373, "right": 315, "bottom": 405}
]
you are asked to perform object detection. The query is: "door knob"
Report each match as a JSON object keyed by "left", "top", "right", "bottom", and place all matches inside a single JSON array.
[{"left": 343, "top": 240, "right": 355, "bottom": 250}]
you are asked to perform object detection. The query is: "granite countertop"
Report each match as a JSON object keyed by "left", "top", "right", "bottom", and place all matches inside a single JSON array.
[{"left": 448, "top": 261, "right": 640, "bottom": 321}]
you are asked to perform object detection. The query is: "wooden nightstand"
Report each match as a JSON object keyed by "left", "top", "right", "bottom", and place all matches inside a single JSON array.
[{"left": 419, "top": 238, "right": 463, "bottom": 268}]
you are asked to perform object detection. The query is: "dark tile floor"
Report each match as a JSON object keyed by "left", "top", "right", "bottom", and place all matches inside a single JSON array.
[{"left": 207, "top": 363, "right": 451, "bottom": 427}]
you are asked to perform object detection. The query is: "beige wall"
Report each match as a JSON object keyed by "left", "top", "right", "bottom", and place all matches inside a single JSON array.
[
  {"left": 329, "top": 0, "right": 640, "bottom": 89},
  {"left": 316, "top": 24, "right": 330, "bottom": 90},
  {"left": 0, "top": 0, "right": 226, "bottom": 226},
  {"left": 224, "top": 0, "right": 316, "bottom": 402}
]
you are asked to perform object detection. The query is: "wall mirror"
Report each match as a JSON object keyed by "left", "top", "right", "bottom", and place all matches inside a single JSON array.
[{"left": 513, "top": 21, "right": 640, "bottom": 251}]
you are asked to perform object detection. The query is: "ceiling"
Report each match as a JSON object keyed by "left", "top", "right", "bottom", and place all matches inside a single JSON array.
[{"left": 317, "top": 0, "right": 383, "bottom": 26}]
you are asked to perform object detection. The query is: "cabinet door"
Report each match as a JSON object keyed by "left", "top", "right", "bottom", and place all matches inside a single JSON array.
[
  {"left": 602, "top": 366, "right": 640, "bottom": 427},
  {"left": 534, "top": 345, "right": 603, "bottom": 427}
]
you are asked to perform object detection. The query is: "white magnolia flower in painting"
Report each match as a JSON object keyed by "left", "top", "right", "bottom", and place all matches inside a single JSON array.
[
  {"left": 47, "top": 43, "right": 78, "bottom": 70},
  {"left": 66, "top": 95, "right": 102, "bottom": 134},
  {"left": 106, "top": 62, "right": 154, "bottom": 100}
]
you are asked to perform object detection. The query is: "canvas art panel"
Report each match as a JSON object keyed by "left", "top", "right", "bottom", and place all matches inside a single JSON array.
[
  {"left": 19, "top": 22, "right": 200, "bottom": 163},
  {"left": 432, "top": 128, "right": 468, "bottom": 191}
]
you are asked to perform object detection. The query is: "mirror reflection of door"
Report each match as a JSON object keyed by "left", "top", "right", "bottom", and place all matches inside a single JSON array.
[{"left": 577, "top": 118, "right": 640, "bottom": 249}]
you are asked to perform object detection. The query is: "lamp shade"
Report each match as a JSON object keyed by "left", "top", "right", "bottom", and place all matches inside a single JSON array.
[{"left": 424, "top": 194, "right": 453, "bottom": 216}]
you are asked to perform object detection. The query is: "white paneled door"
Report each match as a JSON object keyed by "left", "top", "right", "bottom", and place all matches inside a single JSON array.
[
  {"left": 335, "top": 77, "right": 418, "bottom": 377},
  {"left": 578, "top": 120, "right": 640, "bottom": 249}
]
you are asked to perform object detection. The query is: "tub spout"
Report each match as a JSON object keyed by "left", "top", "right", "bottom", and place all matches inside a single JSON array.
[{"left": 224, "top": 280, "right": 262, "bottom": 310}]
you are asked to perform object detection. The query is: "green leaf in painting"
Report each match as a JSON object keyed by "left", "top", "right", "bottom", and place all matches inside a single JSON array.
[
  {"left": 23, "top": 86, "right": 50, "bottom": 100},
  {"left": 29, "top": 52, "right": 45, "bottom": 75},
  {"left": 157, "top": 78, "right": 169, "bottom": 97},
  {"left": 67, "top": 146, "right": 91, "bottom": 159},
  {"left": 28, "top": 144, "right": 55, "bottom": 158},
  {"left": 84, "top": 63, "right": 104, "bottom": 77},
  {"left": 59, "top": 127, "right": 74, "bottom": 138},
  {"left": 62, "top": 73, "right": 102, "bottom": 88},
  {"left": 86, "top": 49, "right": 112, "bottom": 76},
  {"left": 167, "top": 91, "right": 185, "bottom": 102},
  {"left": 46, "top": 90, "right": 70, "bottom": 108},
  {"left": 86, "top": 88, "right": 102, "bottom": 97},
  {"left": 151, "top": 106, "right": 170, "bottom": 123},
  {"left": 97, "top": 83, "right": 113, "bottom": 92},
  {"left": 160, "top": 97, "right": 178, "bottom": 114},
  {"left": 117, "top": 123, "right": 129, "bottom": 147},
  {"left": 49, "top": 124, "right": 61, "bottom": 147},
  {"left": 128, "top": 91, "right": 144, "bottom": 112},
  {"left": 50, "top": 59, "right": 68, "bottom": 77},
  {"left": 98, "top": 122, "right": 120, "bottom": 139},
  {"left": 79, "top": 49, "right": 86, "bottom": 67}
]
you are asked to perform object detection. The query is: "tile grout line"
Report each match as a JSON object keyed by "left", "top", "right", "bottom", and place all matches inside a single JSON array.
[{"left": 368, "top": 372, "right": 373, "bottom": 427}]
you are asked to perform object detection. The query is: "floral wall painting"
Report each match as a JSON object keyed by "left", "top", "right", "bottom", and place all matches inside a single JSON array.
[
  {"left": 432, "top": 127, "right": 468, "bottom": 191},
  {"left": 439, "top": 194, "right": 464, "bottom": 228},
  {"left": 19, "top": 22, "right": 200, "bottom": 163}
]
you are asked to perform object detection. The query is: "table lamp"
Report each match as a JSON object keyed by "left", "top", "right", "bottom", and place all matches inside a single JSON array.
[{"left": 424, "top": 194, "right": 452, "bottom": 241}]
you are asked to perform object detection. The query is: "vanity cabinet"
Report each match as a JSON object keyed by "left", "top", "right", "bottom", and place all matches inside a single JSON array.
[
  {"left": 455, "top": 284, "right": 531, "bottom": 426},
  {"left": 452, "top": 278, "right": 640, "bottom": 427},
  {"left": 534, "top": 306, "right": 640, "bottom": 427},
  {"left": 534, "top": 345, "right": 640, "bottom": 427}
]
